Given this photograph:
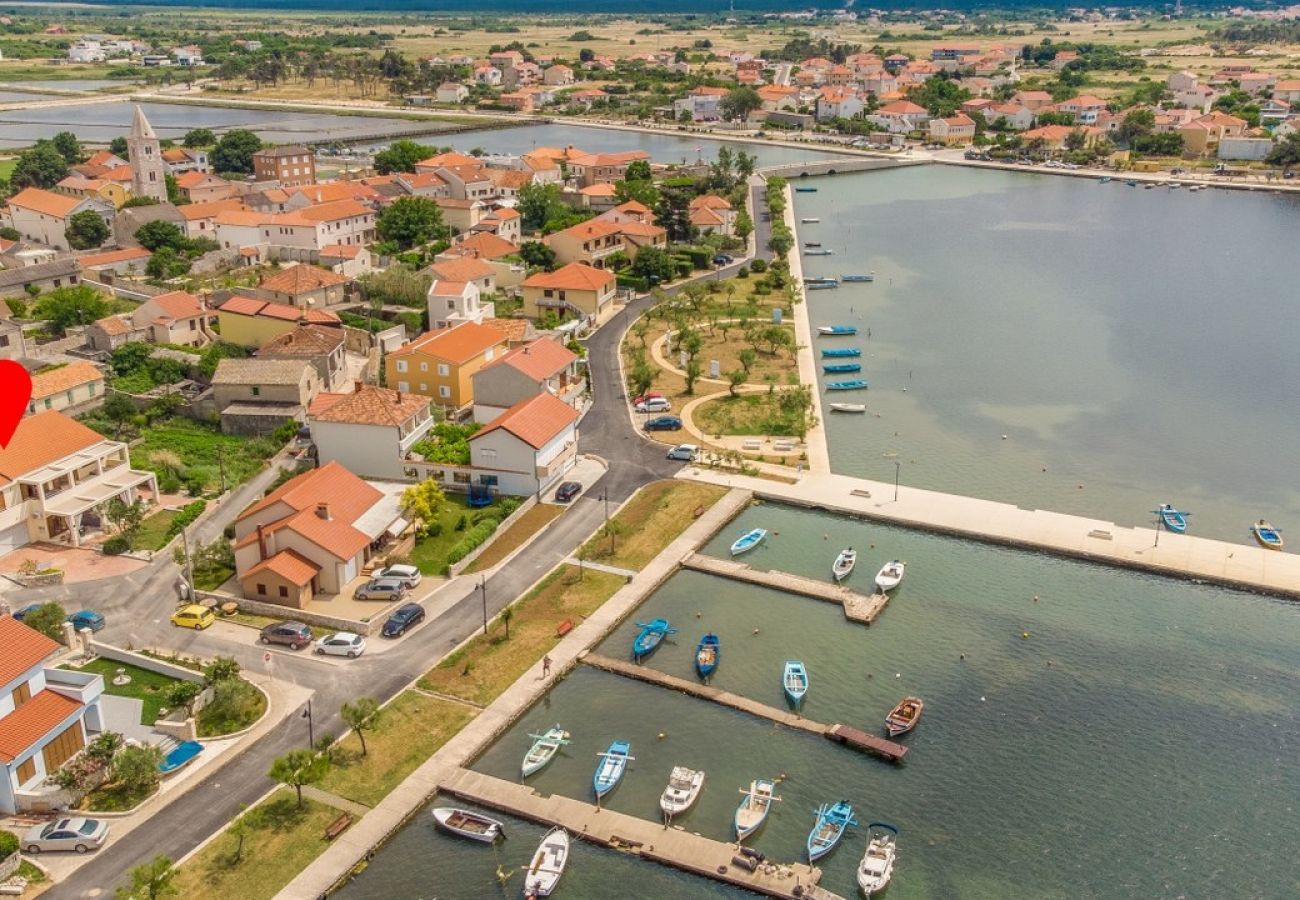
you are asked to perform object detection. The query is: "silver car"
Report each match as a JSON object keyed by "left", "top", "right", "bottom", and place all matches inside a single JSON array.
[
  {"left": 373, "top": 564, "right": 421, "bottom": 588},
  {"left": 354, "top": 578, "right": 408, "bottom": 601},
  {"left": 315, "top": 631, "right": 367, "bottom": 658},
  {"left": 23, "top": 817, "right": 109, "bottom": 853}
]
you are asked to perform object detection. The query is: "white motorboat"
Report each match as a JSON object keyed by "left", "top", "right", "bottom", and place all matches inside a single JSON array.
[
  {"left": 524, "top": 827, "right": 569, "bottom": 898},
  {"left": 734, "top": 779, "right": 780, "bottom": 840},
  {"left": 431, "top": 807, "right": 505, "bottom": 843},
  {"left": 659, "top": 766, "right": 705, "bottom": 816},
  {"left": 832, "top": 548, "right": 857, "bottom": 582},
  {"left": 875, "top": 559, "right": 905, "bottom": 592},
  {"left": 829, "top": 402, "right": 867, "bottom": 413},
  {"left": 856, "top": 822, "right": 899, "bottom": 896},
  {"left": 800, "top": 217, "right": 820, "bottom": 223}
]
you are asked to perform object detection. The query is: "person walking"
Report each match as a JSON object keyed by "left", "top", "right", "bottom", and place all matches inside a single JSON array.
[{"left": 542, "top": 654, "right": 552, "bottom": 678}]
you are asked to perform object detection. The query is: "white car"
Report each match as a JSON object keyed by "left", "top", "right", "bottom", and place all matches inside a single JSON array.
[
  {"left": 666, "top": 443, "right": 698, "bottom": 461},
  {"left": 373, "top": 563, "right": 421, "bottom": 588},
  {"left": 636, "top": 397, "right": 672, "bottom": 413},
  {"left": 315, "top": 632, "right": 367, "bottom": 658},
  {"left": 23, "top": 817, "right": 109, "bottom": 853}
]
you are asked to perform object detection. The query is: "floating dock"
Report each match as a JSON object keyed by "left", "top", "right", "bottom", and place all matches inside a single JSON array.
[
  {"left": 438, "top": 766, "right": 836, "bottom": 899},
  {"left": 582, "top": 654, "right": 908, "bottom": 763},
  {"left": 681, "top": 553, "right": 891, "bottom": 625}
]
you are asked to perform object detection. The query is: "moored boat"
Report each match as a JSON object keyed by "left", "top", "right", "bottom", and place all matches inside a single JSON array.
[
  {"left": 794, "top": 186, "right": 818, "bottom": 193},
  {"left": 431, "top": 807, "right": 505, "bottom": 843},
  {"left": 730, "top": 528, "right": 767, "bottom": 556},
  {"left": 524, "top": 827, "right": 569, "bottom": 898},
  {"left": 1252, "top": 519, "right": 1284, "bottom": 550},
  {"left": 1155, "top": 504, "right": 1189, "bottom": 533},
  {"left": 856, "top": 822, "right": 899, "bottom": 896},
  {"left": 800, "top": 217, "right": 820, "bottom": 223},
  {"left": 593, "top": 740, "right": 633, "bottom": 798},
  {"left": 804, "top": 276, "right": 839, "bottom": 285},
  {"left": 659, "top": 766, "right": 705, "bottom": 816},
  {"left": 807, "top": 800, "right": 857, "bottom": 862},
  {"left": 695, "top": 633, "right": 720, "bottom": 678},
  {"left": 804, "top": 241, "right": 822, "bottom": 248},
  {"left": 632, "top": 618, "right": 676, "bottom": 660},
  {"left": 829, "top": 402, "right": 867, "bottom": 413},
  {"left": 875, "top": 559, "right": 905, "bottom": 591},
  {"left": 821, "top": 347, "right": 861, "bottom": 358},
  {"left": 783, "top": 660, "right": 808, "bottom": 706},
  {"left": 823, "top": 363, "right": 862, "bottom": 374},
  {"left": 521, "top": 725, "right": 571, "bottom": 778},
  {"left": 735, "top": 779, "right": 780, "bottom": 840},
  {"left": 818, "top": 325, "right": 858, "bottom": 336},
  {"left": 832, "top": 548, "right": 857, "bottom": 582},
  {"left": 806, "top": 280, "right": 840, "bottom": 290},
  {"left": 827, "top": 379, "right": 869, "bottom": 391},
  {"left": 884, "top": 696, "right": 923, "bottom": 737},
  {"left": 1099, "top": 176, "right": 1112, "bottom": 183},
  {"left": 841, "top": 273, "right": 875, "bottom": 282},
  {"left": 804, "top": 248, "right": 834, "bottom": 256}
]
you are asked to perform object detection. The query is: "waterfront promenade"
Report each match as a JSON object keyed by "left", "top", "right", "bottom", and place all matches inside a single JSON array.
[{"left": 677, "top": 468, "right": 1300, "bottom": 599}]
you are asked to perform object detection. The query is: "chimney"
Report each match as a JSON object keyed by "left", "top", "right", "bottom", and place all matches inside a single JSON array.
[
  {"left": 256, "top": 523, "right": 268, "bottom": 561},
  {"left": 316, "top": 502, "right": 331, "bottom": 521},
  {"left": 354, "top": 380, "right": 365, "bottom": 393}
]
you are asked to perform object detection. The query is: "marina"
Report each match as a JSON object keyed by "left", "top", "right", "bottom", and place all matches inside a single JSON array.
[{"left": 681, "top": 552, "right": 892, "bottom": 625}]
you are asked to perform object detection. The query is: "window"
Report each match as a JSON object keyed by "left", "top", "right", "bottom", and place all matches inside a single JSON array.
[
  {"left": 397, "top": 381, "right": 409, "bottom": 393},
  {"left": 44, "top": 399, "right": 52, "bottom": 410},
  {"left": 66, "top": 390, "right": 74, "bottom": 403},
  {"left": 419, "top": 383, "right": 427, "bottom": 392},
  {"left": 251, "top": 386, "right": 260, "bottom": 397},
  {"left": 41, "top": 722, "right": 85, "bottom": 773},
  {"left": 453, "top": 471, "right": 471, "bottom": 484},
  {"left": 437, "top": 364, "right": 449, "bottom": 376},
  {"left": 16, "top": 757, "right": 36, "bottom": 786},
  {"left": 420, "top": 362, "right": 428, "bottom": 372},
  {"left": 396, "top": 360, "right": 408, "bottom": 373},
  {"left": 439, "top": 385, "right": 451, "bottom": 398},
  {"left": 278, "top": 585, "right": 288, "bottom": 598},
  {"left": 479, "top": 474, "right": 499, "bottom": 486},
  {"left": 12, "top": 681, "right": 31, "bottom": 709},
  {"left": 257, "top": 583, "right": 267, "bottom": 595}
]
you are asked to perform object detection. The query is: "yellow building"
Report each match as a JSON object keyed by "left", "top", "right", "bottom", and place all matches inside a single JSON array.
[
  {"left": 384, "top": 322, "right": 508, "bottom": 416},
  {"left": 215, "top": 296, "right": 342, "bottom": 349},
  {"left": 520, "top": 262, "right": 617, "bottom": 322}
]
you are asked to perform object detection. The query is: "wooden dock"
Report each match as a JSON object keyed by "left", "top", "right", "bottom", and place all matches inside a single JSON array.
[
  {"left": 582, "top": 654, "right": 908, "bottom": 763},
  {"left": 438, "top": 767, "right": 834, "bottom": 899},
  {"left": 681, "top": 553, "right": 891, "bottom": 625}
]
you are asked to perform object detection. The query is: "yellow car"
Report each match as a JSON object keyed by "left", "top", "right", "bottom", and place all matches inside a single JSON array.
[{"left": 171, "top": 605, "right": 215, "bottom": 630}]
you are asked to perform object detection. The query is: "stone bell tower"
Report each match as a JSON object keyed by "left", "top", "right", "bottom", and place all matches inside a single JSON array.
[{"left": 127, "top": 104, "right": 167, "bottom": 203}]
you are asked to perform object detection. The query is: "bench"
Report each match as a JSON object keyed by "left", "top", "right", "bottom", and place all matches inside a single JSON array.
[
  {"left": 773, "top": 440, "right": 798, "bottom": 452},
  {"left": 556, "top": 618, "right": 574, "bottom": 637},
  {"left": 324, "top": 813, "right": 352, "bottom": 841}
]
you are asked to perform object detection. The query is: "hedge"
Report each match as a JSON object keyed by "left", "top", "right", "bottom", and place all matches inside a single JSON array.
[
  {"left": 165, "top": 500, "right": 207, "bottom": 541},
  {"left": 680, "top": 246, "right": 712, "bottom": 269},
  {"left": 103, "top": 536, "right": 130, "bottom": 556},
  {"left": 616, "top": 273, "right": 648, "bottom": 292},
  {"left": 0, "top": 829, "right": 17, "bottom": 860},
  {"left": 445, "top": 497, "right": 523, "bottom": 565}
]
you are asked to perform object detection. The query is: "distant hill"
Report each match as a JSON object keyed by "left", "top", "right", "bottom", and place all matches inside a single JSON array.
[{"left": 88, "top": 0, "right": 1171, "bottom": 11}]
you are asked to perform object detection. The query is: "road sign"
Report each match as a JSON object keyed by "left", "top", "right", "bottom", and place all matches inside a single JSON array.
[{"left": 263, "top": 652, "right": 272, "bottom": 665}]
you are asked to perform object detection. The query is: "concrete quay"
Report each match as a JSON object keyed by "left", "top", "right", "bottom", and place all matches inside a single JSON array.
[
  {"left": 438, "top": 767, "right": 834, "bottom": 899},
  {"left": 679, "top": 470, "right": 1300, "bottom": 600},
  {"left": 682, "top": 552, "right": 890, "bottom": 624}
]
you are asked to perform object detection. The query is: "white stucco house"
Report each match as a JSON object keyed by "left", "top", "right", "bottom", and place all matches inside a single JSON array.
[
  {"left": 467, "top": 392, "right": 579, "bottom": 496},
  {"left": 306, "top": 385, "right": 436, "bottom": 482}
]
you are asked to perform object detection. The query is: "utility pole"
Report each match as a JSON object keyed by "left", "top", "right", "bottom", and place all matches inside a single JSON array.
[
  {"left": 217, "top": 446, "right": 227, "bottom": 494},
  {"left": 302, "top": 699, "right": 314, "bottom": 748},
  {"left": 603, "top": 490, "right": 614, "bottom": 554},
  {"left": 480, "top": 576, "right": 488, "bottom": 635},
  {"left": 180, "top": 525, "right": 195, "bottom": 598}
]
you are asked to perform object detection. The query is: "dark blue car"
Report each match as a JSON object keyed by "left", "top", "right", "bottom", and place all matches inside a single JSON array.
[
  {"left": 644, "top": 416, "right": 683, "bottom": 432},
  {"left": 12, "top": 603, "right": 42, "bottom": 622},
  {"left": 382, "top": 603, "right": 425, "bottom": 638},
  {"left": 66, "top": 610, "right": 106, "bottom": 632}
]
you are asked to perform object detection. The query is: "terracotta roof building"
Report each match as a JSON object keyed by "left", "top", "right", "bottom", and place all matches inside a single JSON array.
[
  {"left": 472, "top": 337, "right": 583, "bottom": 421},
  {"left": 307, "top": 385, "right": 435, "bottom": 481},
  {"left": 27, "top": 361, "right": 104, "bottom": 416},
  {"left": 385, "top": 322, "right": 508, "bottom": 413}
]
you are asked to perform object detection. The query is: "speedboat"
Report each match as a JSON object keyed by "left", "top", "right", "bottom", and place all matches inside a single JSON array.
[
  {"left": 695, "top": 633, "right": 719, "bottom": 678},
  {"left": 783, "top": 660, "right": 808, "bottom": 706},
  {"left": 875, "top": 559, "right": 905, "bottom": 591},
  {"left": 829, "top": 402, "right": 867, "bottom": 413},
  {"left": 524, "top": 827, "right": 569, "bottom": 898},
  {"left": 856, "top": 822, "right": 899, "bottom": 896},
  {"left": 884, "top": 696, "right": 923, "bottom": 737},
  {"left": 832, "top": 548, "right": 857, "bottom": 582},
  {"left": 807, "top": 800, "right": 857, "bottom": 862},
  {"left": 659, "top": 766, "right": 705, "bottom": 816},
  {"left": 1155, "top": 504, "right": 1189, "bottom": 533},
  {"left": 431, "top": 807, "right": 505, "bottom": 843},
  {"left": 522, "top": 725, "right": 571, "bottom": 778},
  {"left": 730, "top": 528, "right": 766, "bottom": 556},
  {"left": 1251, "top": 519, "right": 1284, "bottom": 550},
  {"left": 593, "top": 740, "right": 633, "bottom": 798},
  {"left": 735, "top": 779, "right": 779, "bottom": 840},
  {"left": 804, "top": 276, "right": 838, "bottom": 285},
  {"left": 806, "top": 280, "right": 839, "bottom": 290}
]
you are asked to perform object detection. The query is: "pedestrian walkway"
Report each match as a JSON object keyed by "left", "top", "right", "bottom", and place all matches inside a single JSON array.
[
  {"left": 564, "top": 557, "right": 637, "bottom": 578},
  {"left": 301, "top": 786, "right": 371, "bottom": 818}
]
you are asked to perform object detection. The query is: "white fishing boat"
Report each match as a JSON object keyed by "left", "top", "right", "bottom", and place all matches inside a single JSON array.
[
  {"left": 875, "top": 559, "right": 905, "bottom": 592},
  {"left": 800, "top": 217, "right": 820, "bottom": 223},
  {"left": 734, "top": 779, "right": 780, "bottom": 840},
  {"left": 659, "top": 766, "right": 705, "bottom": 816},
  {"left": 829, "top": 402, "right": 866, "bottom": 413},
  {"left": 521, "top": 725, "right": 571, "bottom": 778},
  {"left": 523, "top": 827, "right": 569, "bottom": 898},
  {"left": 856, "top": 822, "right": 899, "bottom": 896},
  {"left": 431, "top": 807, "right": 505, "bottom": 843},
  {"left": 832, "top": 548, "right": 857, "bottom": 582}
]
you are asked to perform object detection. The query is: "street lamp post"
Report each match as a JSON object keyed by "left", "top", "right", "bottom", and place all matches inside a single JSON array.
[
  {"left": 603, "top": 490, "right": 614, "bottom": 554},
  {"left": 301, "top": 699, "right": 314, "bottom": 748},
  {"left": 480, "top": 576, "right": 488, "bottom": 635},
  {"left": 894, "top": 461, "right": 901, "bottom": 501}
]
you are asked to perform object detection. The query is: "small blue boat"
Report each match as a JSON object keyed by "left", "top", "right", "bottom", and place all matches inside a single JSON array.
[
  {"left": 158, "top": 740, "right": 203, "bottom": 776},
  {"left": 818, "top": 325, "right": 857, "bottom": 337},
  {"left": 632, "top": 618, "right": 677, "bottom": 660},
  {"left": 807, "top": 800, "right": 858, "bottom": 862},
  {"left": 1154, "top": 504, "right": 1189, "bottom": 534},
  {"left": 1251, "top": 519, "right": 1284, "bottom": 550},
  {"left": 827, "top": 379, "right": 869, "bottom": 391},
  {"left": 730, "top": 528, "right": 766, "bottom": 556},
  {"left": 823, "top": 363, "right": 862, "bottom": 374},
  {"left": 804, "top": 276, "right": 838, "bottom": 285},
  {"left": 593, "top": 740, "right": 633, "bottom": 798},
  {"left": 804, "top": 248, "right": 834, "bottom": 256},
  {"left": 806, "top": 281, "right": 839, "bottom": 291},
  {"left": 695, "top": 633, "right": 720, "bottom": 678},
  {"left": 783, "top": 660, "right": 808, "bottom": 706},
  {"left": 821, "top": 347, "right": 861, "bottom": 358},
  {"left": 841, "top": 273, "right": 875, "bottom": 282},
  {"left": 794, "top": 186, "right": 818, "bottom": 193},
  {"left": 1099, "top": 176, "right": 1112, "bottom": 183},
  {"left": 1126, "top": 180, "right": 1137, "bottom": 187}
]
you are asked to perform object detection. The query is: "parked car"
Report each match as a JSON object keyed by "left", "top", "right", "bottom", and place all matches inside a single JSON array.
[
  {"left": 354, "top": 578, "right": 409, "bottom": 601},
  {"left": 23, "top": 817, "right": 109, "bottom": 854},
  {"left": 12, "top": 603, "right": 41, "bottom": 621},
  {"left": 632, "top": 391, "right": 664, "bottom": 407},
  {"left": 259, "top": 621, "right": 312, "bottom": 649},
  {"left": 554, "top": 481, "right": 582, "bottom": 503},
  {"left": 315, "top": 632, "right": 367, "bottom": 658},
  {"left": 666, "top": 443, "right": 699, "bottom": 461},
  {"left": 372, "top": 564, "right": 422, "bottom": 589},
  {"left": 382, "top": 603, "right": 425, "bottom": 638},
  {"left": 635, "top": 397, "right": 672, "bottom": 413},
  {"left": 712, "top": 254, "right": 734, "bottom": 266},
  {"left": 66, "top": 610, "right": 105, "bottom": 632},
  {"left": 644, "top": 415, "right": 683, "bottom": 432},
  {"left": 170, "top": 605, "right": 215, "bottom": 630}
]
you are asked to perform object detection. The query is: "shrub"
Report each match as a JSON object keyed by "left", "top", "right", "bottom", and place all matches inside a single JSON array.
[
  {"left": 103, "top": 536, "right": 130, "bottom": 555},
  {"left": 455, "top": 513, "right": 468, "bottom": 531},
  {"left": 164, "top": 500, "right": 206, "bottom": 540},
  {"left": 749, "top": 258, "right": 768, "bottom": 273},
  {"left": 447, "top": 521, "right": 498, "bottom": 564},
  {"left": 0, "top": 830, "right": 19, "bottom": 861},
  {"left": 159, "top": 473, "right": 181, "bottom": 494},
  {"left": 737, "top": 266, "right": 749, "bottom": 278},
  {"left": 616, "top": 273, "right": 648, "bottom": 292}
]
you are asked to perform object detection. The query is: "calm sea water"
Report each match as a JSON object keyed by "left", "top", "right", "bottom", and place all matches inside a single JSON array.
[
  {"left": 342, "top": 503, "right": 1300, "bottom": 899},
  {"left": 797, "top": 166, "right": 1300, "bottom": 543}
]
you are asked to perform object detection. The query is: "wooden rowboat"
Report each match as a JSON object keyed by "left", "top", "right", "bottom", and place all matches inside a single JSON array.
[
  {"left": 829, "top": 402, "right": 866, "bottom": 413},
  {"left": 632, "top": 618, "right": 676, "bottom": 660},
  {"left": 783, "top": 660, "right": 808, "bottom": 706},
  {"left": 735, "top": 778, "right": 780, "bottom": 840},
  {"left": 875, "top": 559, "right": 905, "bottom": 591},
  {"left": 695, "top": 633, "right": 720, "bottom": 678},
  {"left": 832, "top": 548, "right": 857, "bottom": 582},
  {"left": 524, "top": 827, "right": 569, "bottom": 898},
  {"left": 593, "top": 740, "right": 633, "bottom": 798},
  {"left": 1252, "top": 519, "right": 1284, "bottom": 550},
  {"left": 730, "top": 528, "right": 767, "bottom": 556},
  {"left": 807, "top": 800, "right": 857, "bottom": 862},
  {"left": 431, "top": 807, "right": 505, "bottom": 843},
  {"left": 884, "top": 696, "right": 923, "bottom": 737},
  {"left": 521, "top": 725, "right": 570, "bottom": 778}
]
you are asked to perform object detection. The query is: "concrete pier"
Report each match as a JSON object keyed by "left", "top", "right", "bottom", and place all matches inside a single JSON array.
[
  {"left": 681, "top": 553, "right": 890, "bottom": 624},
  {"left": 438, "top": 767, "right": 831, "bottom": 899}
]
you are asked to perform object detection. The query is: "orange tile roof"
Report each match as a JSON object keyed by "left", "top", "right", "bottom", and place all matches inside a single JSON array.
[
  {"left": 416, "top": 151, "right": 484, "bottom": 170},
  {"left": 237, "top": 460, "right": 382, "bottom": 561},
  {"left": 320, "top": 244, "right": 361, "bottom": 260},
  {"left": 0, "top": 411, "right": 104, "bottom": 483},
  {"left": 689, "top": 195, "right": 731, "bottom": 210},
  {"left": 178, "top": 198, "right": 247, "bottom": 221},
  {"left": 690, "top": 207, "right": 726, "bottom": 227},
  {"left": 287, "top": 182, "right": 379, "bottom": 205},
  {"left": 552, "top": 219, "right": 623, "bottom": 241},
  {"left": 0, "top": 615, "right": 60, "bottom": 692},
  {"left": 480, "top": 317, "right": 530, "bottom": 343},
  {"left": 218, "top": 296, "right": 271, "bottom": 316},
  {"left": 429, "top": 279, "right": 469, "bottom": 297},
  {"left": 448, "top": 232, "right": 518, "bottom": 260},
  {"left": 392, "top": 322, "right": 507, "bottom": 364},
  {"left": 579, "top": 183, "right": 617, "bottom": 197},
  {"left": 490, "top": 338, "right": 576, "bottom": 381},
  {"left": 148, "top": 291, "right": 205, "bottom": 322},
  {"left": 78, "top": 247, "right": 152, "bottom": 268},
  {"left": 9, "top": 187, "right": 82, "bottom": 218},
  {"left": 256, "top": 324, "right": 344, "bottom": 357},
  {"left": 472, "top": 392, "right": 578, "bottom": 450},
  {"left": 258, "top": 265, "right": 351, "bottom": 295},
  {"left": 490, "top": 169, "right": 533, "bottom": 189},
  {"left": 85, "top": 150, "right": 123, "bottom": 167},
  {"left": 428, "top": 256, "right": 494, "bottom": 283},
  {"left": 30, "top": 361, "right": 104, "bottom": 400},
  {"left": 290, "top": 199, "right": 372, "bottom": 223},
  {"left": 308, "top": 384, "right": 430, "bottom": 427},
  {"left": 215, "top": 209, "right": 269, "bottom": 227},
  {"left": 0, "top": 689, "right": 83, "bottom": 763},
  {"left": 93, "top": 315, "right": 130, "bottom": 336},
  {"left": 523, "top": 262, "right": 614, "bottom": 293},
  {"left": 241, "top": 548, "right": 319, "bottom": 586}
]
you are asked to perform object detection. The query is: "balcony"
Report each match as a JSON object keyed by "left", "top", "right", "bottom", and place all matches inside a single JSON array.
[{"left": 45, "top": 667, "right": 105, "bottom": 707}]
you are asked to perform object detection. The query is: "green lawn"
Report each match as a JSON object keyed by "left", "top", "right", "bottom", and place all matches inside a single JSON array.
[
  {"left": 0, "top": 159, "right": 15, "bottom": 181},
  {"left": 694, "top": 392, "right": 809, "bottom": 438},
  {"left": 133, "top": 508, "right": 180, "bottom": 552},
  {"left": 578, "top": 480, "right": 729, "bottom": 570},
  {"left": 406, "top": 496, "right": 520, "bottom": 576},
  {"left": 197, "top": 677, "right": 267, "bottom": 738},
  {"left": 65, "top": 658, "right": 181, "bottom": 725}
]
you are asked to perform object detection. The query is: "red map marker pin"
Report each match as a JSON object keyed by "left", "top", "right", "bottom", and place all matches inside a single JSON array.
[{"left": 0, "top": 360, "right": 33, "bottom": 448}]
